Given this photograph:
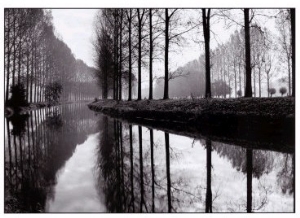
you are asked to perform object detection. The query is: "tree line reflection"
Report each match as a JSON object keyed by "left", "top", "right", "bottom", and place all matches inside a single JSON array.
[
  {"left": 96, "top": 116, "right": 295, "bottom": 213},
  {"left": 4, "top": 107, "right": 295, "bottom": 213},
  {"left": 4, "top": 104, "right": 98, "bottom": 212}
]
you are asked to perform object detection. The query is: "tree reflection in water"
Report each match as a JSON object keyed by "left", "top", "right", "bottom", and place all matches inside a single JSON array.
[
  {"left": 4, "top": 104, "right": 98, "bottom": 212},
  {"left": 5, "top": 106, "right": 294, "bottom": 213},
  {"left": 205, "top": 139, "right": 212, "bottom": 213},
  {"left": 95, "top": 117, "right": 294, "bottom": 213}
]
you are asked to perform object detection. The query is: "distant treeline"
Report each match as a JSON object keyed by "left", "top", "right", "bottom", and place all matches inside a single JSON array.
[{"left": 4, "top": 9, "right": 99, "bottom": 106}]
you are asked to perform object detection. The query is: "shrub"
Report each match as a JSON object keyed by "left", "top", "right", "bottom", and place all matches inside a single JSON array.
[
  {"left": 45, "top": 81, "right": 63, "bottom": 105},
  {"left": 237, "top": 90, "right": 242, "bottom": 97},
  {"left": 7, "top": 83, "right": 29, "bottom": 110},
  {"left": 268, "top": 88, "right": 276, "bottom": 97},
  {"left": 279, "top": 87, "right": 287, "bottom": 96}
]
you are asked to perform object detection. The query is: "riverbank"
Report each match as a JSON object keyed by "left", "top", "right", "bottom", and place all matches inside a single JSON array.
[
  {"left": 88, "top": 97, "right": 295, "bottom": 153},
  {"left": 5, "top": 100, "right": 93, "bottom": 117}
]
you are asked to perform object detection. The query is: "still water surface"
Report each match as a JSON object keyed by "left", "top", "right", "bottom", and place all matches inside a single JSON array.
[{"left": 4, "top": 103, "right": 294, "bottom": 213}]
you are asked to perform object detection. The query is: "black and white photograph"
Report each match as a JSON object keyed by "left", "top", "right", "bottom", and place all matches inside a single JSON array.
[{"left": 2, "top": 0, "right": 297, "bottom": 214}]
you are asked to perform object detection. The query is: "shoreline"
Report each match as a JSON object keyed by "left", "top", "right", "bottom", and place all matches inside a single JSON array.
[
  {"left": 88, "top": 97, "right": 295, "bottom": 153},
  {"left": 5, "top": 100, "right": 92, "bottom": 117}
]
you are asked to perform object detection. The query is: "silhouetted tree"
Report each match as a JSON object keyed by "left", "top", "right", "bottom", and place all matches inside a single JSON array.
[
  {"left": 279, "top": 87, "right": 287, "bottom": 96},
  {"left": 202, "top": 9, "right": 212, "bottom": 98},
  {"left": 137, "top": 9, "right": 147, "bottom": 100},
  {"left": 45, "top": 81, "right": 62, "bottom": 105},
  {"left": 7, "top": 83, "right": 29, "bottom": 110},
  {"left": 246, "top": 149, "right": 253, "bottom": 213},
  {"left": 237, "top": 90, "right": 242, "bottom": 97},
  {"left": 211, "top": 80, "right": 231, "bottom": 98},
  {"left": 268, "top": 88, "right": 276, "bottom": 97},
  {"left": 244, "top": 9, "right": 252, "bottom": 97}
]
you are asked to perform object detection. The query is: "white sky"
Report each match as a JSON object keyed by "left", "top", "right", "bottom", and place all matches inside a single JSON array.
[
  {"left": 50, "top": 9, "right": 277, "bottom": 71},
  {"left": 51, "top": 9, "right": 203, "bottom": 69},
  {"left": 51, "top": 9, "right": 98, "bottom": 67}
]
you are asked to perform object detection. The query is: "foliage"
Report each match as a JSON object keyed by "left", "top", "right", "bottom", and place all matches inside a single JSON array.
[
  {"left": 7, "top": 83, "right": 29, "bottom": 109},
  {"left": 45, "top": 81, "right": 63, "bottom": 105},
  {"left": 237, "top": 90, "right": 242, "bottom": 97},
  {"left": 279, "top": 87, "right": 287, "bottom": 96},
  {"left": 268, "top": 88, "right": 276, "bottom": 97},
  {"left": 45, "top": 109, "right": 63, "bottom": 129},
  {"left": 8, "top": 113, "right": 29, "bottom": 136},
  {"left": 211, "top": 80, "right": 232, "bottom": 97},
  {"left": 5, "top": 9, "right": 98, "bottom": 104}
]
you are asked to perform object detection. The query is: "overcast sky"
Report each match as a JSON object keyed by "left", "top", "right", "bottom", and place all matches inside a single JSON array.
[
  {"left": 50, "top": 9, "right": 227, "bottom": 70},
  {"left": 52, "top": 9, "right": 98, "bottom": 67},
  {"left": 50, "top": 8, "right": 280, "bottom": 92}
]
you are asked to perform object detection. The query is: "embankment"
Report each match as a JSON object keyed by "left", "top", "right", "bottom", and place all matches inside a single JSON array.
[{"left": 88, "top": 98, "right": 295, "bottom": 153}]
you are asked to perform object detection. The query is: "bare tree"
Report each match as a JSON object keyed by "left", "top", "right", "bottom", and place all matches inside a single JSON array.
[
  {"left": 137, "top": 9, "right": 147, "bottom": 100},
  {"left": 202, "top": 9, "right": 212, "bottom": 98},
  {"left": 244, "top": 9, "right": 253, "bottom": 97}
]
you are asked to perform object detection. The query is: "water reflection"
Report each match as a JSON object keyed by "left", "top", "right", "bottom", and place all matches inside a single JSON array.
[
  {"left": 4, "top": 104, "right": 98, "bottom": 212},
  {"left": 96, "top": 116, "right": 294, "bottom": 213},
  {"left": 4, "top": 105, "right": 295, "bottom": 213}
]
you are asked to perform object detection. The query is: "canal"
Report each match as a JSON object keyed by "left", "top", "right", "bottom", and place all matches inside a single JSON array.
[{"left": 4, "top": 103, "right": 294, "bottom": 213}]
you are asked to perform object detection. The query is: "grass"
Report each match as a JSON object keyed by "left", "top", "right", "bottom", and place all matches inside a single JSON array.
[
  {"left": 88, "top": 97, "right": 295, "bottom": 153},
  {"left": 88, "top": 97, "right": 294, "bottom": 118}
]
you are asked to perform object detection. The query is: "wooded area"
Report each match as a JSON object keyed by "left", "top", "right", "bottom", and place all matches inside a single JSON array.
[
  {"left": 93, "top": 9, "right": 295, "bottom": 100},
  {"left": 4, "top": 9, "right": 99, "bottom": 107}
]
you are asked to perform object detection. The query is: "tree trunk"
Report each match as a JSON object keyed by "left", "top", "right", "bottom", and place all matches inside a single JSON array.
[
  {"left": 119, "top": 11, "right": 123, "bottom": 101},
  {"left": 234, "top": 61, "right": 237, "bottom": 97},
  {"left": 150, "top": 129, "right": 155, "bottom": 212},
  {"left": 163, "top": 9, "right": 169, "bottom": 100},
  {"left": 5, "top": 10, "right": 11, "bottom": 103},
  {"left": 247, "top": 149, "right": 253, "bottom": 213},
  {"left": 129, "top": 124, "right": 135, "bottom": 212},
  {"left": 114, "top": 11, "right": 119, "bottom": 100},
  {"left": 267, "top": 73, "right": 270, "bottom": 97},
  {"left": 202, "top": 9, "right": 211, "bottom": 98},
  {"left": 239, "top": 63, "right": 242, "bottom": 94},
  {"left": 258, "top": 67, "right": 261, "bottom": 97},
  {"left": 253, "top": 68, "right": 256, "bottom": 97},
  {"left": 149, "top": 9, "right": 153, "bottom": 100},
  {"left": 128, "top": 9, "right": 132, "bottom": 101},
  {"left": 34, "top": 44, "right": 38, "bottom": 103},
  {"left": 26, "top": 50, "right": 30, "bottom": 101},
  {"left": 30, "top": 43, "right": 34, "bottom": 103},
  {"left": 138, "top": 126, "right": 144, "bottom": 211},
  {"left": 244, "top": 9, "right": 252, "bottom": 97},
  {"left": 17, "top": 42, "right": 21, "bottom": 85},
  {"left": 291, "top": 8, "right": 295, "bottom": 97},
  {"left": 287, "top": 56, "right": 291, "bottom": 96},
  {"left": 12, "top": 14, "right": 16, "bottom": 87},
  {"left": 165, "top": 132, "right": 172, "bottom": 212},
  {"left": 205, "top": 139, "right": 212, "bottom": 212},
  {"left": 137, "top": 9, "right": 142, "bottom": 100}
]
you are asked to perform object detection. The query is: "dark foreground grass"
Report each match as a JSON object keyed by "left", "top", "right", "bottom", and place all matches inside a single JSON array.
[{"left": 88, "top": 97, "right": 295, "bottom": 153}]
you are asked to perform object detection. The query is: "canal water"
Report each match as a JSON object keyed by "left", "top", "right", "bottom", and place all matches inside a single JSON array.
[{"left": 4, "top": 103, "right": 294, "bottom": 213}]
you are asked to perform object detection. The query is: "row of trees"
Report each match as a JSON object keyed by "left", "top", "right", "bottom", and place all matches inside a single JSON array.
[
  {"left": 4, "top": 9, "right": 99, "bottom": 107},
  {"left": 96, "top": 116, "right": 294, "bottom": 212},
  {"left": 93, "top": 9, "right": 295, "bottom": 100},
  {"left": 5, "top": 103, "right": 294, "bottom": 212},
  {"left": 93, "top": 9, "right": 196, "bottom": 100},
  {"left": 5, "top": 104, "right": 98, "bottom": 212},
  {"left": 210, "top": 9, "right": 295, "bottom": 98}
]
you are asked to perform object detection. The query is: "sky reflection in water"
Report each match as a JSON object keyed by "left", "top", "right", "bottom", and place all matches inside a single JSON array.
[{"left": 4, "top": 104, "right": 294, "bottom": 213}]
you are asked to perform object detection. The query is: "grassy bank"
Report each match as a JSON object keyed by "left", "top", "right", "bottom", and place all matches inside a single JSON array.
[{"left": 88, "top": 97, "right": 295, "bottom": 153}]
